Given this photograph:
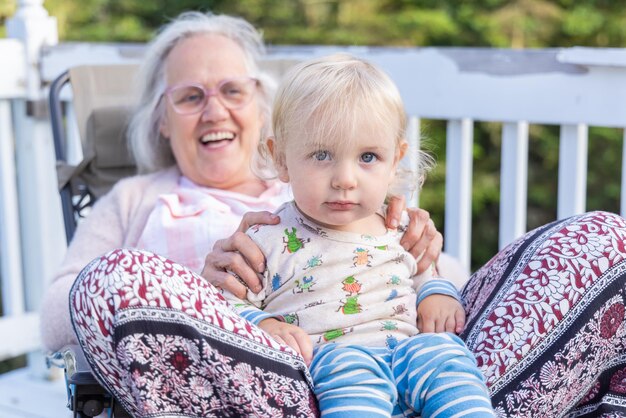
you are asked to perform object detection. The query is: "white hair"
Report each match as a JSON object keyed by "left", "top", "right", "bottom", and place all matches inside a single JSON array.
[{"left": 128, "top": 11, "right": 276, "bottom": 173}]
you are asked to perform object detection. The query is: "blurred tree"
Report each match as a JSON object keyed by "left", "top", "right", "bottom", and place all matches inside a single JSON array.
[
  {"left": 0, "top": 0, "right": 15, "bottom": 37},
  {"left": 489, "top": 0, "right": 562, "bottom": 47}
]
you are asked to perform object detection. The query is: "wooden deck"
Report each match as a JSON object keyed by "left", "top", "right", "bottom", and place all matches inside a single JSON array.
[{"left": 0, "top": 367, "right": 72, "bottom": 418}]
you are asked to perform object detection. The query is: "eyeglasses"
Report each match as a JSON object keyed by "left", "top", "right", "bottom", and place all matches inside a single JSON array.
[{"left": 162, "top": 77, "right": 259, "bottom": 115}]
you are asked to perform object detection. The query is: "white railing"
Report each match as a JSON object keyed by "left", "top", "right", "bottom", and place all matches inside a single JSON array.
[
  {"left": 0, "top": 0, "right": 62, "bottom": 373},
  {"left": 1, "top": 0, "right": 626, "bottom": 376},
  {"left": 0, "top": 39, "right": 33, "bottom": 362}
]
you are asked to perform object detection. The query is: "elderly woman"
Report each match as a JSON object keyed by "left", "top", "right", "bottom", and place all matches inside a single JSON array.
[
  {"left": 40, "top": 11, "right": 449, "bottom": 417},
  {"left": 41, "top": 11, "right": 626, "bottom": 418}
]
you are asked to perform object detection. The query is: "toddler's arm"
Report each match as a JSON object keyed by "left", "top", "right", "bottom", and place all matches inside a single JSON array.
[
  {"left": 415, "top": 275, "right": 465, "bottom": 334},
  {"left": 259, "top": 318, "right": 313, "bottom": 365},
  {"left": 416, "top": 293, "right": 465, "bottom": 334}
]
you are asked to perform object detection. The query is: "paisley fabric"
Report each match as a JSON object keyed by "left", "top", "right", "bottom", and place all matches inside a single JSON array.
[
  {"left": 70, "top": 250, "right": 317, "bottom": 417},
  {"left": 70, "top": 210, "right": 626, "bottom": 417},
  {"left": 462, "top": 211, "right": 626, "bottom": 417}
]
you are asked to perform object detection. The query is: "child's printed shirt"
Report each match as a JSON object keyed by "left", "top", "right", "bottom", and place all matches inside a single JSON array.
[{"left": 224, "top": 201, "right": 460, "bottom": 348}]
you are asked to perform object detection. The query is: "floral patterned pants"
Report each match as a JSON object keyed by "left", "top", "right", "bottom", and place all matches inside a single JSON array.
[{"left": 70, "top": 211, "right": 626, "bottom": 417}]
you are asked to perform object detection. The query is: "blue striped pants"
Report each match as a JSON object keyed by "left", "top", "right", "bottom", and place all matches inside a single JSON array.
[{"left": 310, "top": 333, "right": 494, "bottom": 418}]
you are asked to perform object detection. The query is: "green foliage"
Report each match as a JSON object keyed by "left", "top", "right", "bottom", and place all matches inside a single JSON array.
[{"left": 0, "top": 0, "right": 14, "bottom": 37}]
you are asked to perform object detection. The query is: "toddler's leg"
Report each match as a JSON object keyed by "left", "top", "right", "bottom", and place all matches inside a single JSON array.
[
  {"left": 310, "top": 344, "right": 397, "bottom": 418},
  {"left": 393, "top": 333, "right": 494, "bottom": 417}
]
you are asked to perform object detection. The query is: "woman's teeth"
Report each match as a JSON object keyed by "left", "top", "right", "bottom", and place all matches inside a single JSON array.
[{"left": 201, "top": 132, "right": 234, "bottom": 143}]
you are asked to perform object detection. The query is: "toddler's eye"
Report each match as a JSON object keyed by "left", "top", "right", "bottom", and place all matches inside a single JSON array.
[
  {"left": 361, "top": 152, "right": 377, "bottom": 163},
  {"left": 313, "top": 150, "right": 330, "bottom": 161}
]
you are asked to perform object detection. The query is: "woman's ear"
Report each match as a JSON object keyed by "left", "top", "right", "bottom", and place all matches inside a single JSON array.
[
  {"left": 159, "top": 114, "right": 171, "bottom": 139},
  {"left": 267, "top": 137, "right": 289, "bottom": 182}
]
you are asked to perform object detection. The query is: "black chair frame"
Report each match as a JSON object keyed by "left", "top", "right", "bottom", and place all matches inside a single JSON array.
[{"left": 48, "top": 70, "right": 130, "bottom": 418}]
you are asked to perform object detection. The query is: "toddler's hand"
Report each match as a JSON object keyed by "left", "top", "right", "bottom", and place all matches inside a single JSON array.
[
  {"left": 417, "top": 294, "right": 465, "bottom": 334},
  {"left": 259, "top": 318, "right": 313, "bottom": 365}
]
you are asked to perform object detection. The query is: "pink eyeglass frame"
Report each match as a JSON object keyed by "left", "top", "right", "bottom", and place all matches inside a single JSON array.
[{"left": 161, "top": 76, "right": 259, "bottom": 114}]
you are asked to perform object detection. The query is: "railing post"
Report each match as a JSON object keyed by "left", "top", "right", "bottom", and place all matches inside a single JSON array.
[
  {"left": 7, "top": 0, "right": 58, "bottom": 98},
  {"left": 0, "top": 99, "right": 24, "bottom": 318},
  {"left": 444, "top": 118, "right": 474, "bottom": 273},
  {"left": 499, "top": 122, "right": 529, "bottom": 249},
  {"left": 557, "top": 124, "right": 588, "bottom": 219},
  {"left": 7, "top": 0, "right": 65, "bottom": 375}
]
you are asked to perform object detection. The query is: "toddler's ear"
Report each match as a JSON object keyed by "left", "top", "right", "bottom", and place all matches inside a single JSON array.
[
  {"left": 396, "top": 140, "right": 408, "bottom": 163},
  {"left": 267, "top": 137, "right": 289, "bottom": 182}
]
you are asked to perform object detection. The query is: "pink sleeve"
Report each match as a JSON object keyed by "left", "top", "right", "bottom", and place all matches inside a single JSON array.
[{"left": 39, "top": 181, "right": 135, "bottom": 351}]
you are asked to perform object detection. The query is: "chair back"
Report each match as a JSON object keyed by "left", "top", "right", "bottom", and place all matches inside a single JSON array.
[{"left": 50, "top": 64, "right": 139, "bottom": 241}]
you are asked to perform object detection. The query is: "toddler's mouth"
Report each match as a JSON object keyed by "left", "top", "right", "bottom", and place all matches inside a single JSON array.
[{"left": 326, "top": 201, "right": 356, "bottom": 210}]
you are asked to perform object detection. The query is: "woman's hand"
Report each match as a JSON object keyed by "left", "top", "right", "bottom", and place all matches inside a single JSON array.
[
  {"left": 386, "top": 195, "right": 443, "bottom": 274},
  {"left": 201, "top": 211, "right": 279, "bottom": 299},
  {"left": 416, "top": 294, "right": 465, "bottom": 334},
  {"left": 259, "top": 318, "right": 313, "bottom": 365}
]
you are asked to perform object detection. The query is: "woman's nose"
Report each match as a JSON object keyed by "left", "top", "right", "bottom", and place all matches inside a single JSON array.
[
  {"left": 200, "top": 95, "right": 229, "bottom": 122},
  {"left": 331, "top": 163, "right": 357, "bottom": 190}
]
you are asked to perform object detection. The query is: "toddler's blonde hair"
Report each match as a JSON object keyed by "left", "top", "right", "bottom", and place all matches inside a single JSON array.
[{"left": 257, "top": 53, "right": 432, "bottom": 196}]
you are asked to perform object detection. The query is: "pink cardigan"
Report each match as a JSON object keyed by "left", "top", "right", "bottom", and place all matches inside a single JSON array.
[{"left": 40, "top": 166, "right": 181, "bottom": 351}]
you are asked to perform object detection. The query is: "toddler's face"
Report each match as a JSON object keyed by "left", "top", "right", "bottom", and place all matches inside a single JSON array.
[{"left": 278, "top": 124, "right": 403, "bottom": 234}]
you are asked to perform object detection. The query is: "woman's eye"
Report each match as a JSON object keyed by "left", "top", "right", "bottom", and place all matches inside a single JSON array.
[
  {"left": 223, "top": 85, "right": 243, "bottom": 97},
  {"left": 361, "top": 152, "right": 377, "bottom": 163},
  {"left": 313, "top": 150, "right": 330, "bottom": 161},
  {"left": 175, "top": 90, "right": 204, "bottom": 104},
  {"left": 184, "top": 93, "right": 203, "bottom": 103}
]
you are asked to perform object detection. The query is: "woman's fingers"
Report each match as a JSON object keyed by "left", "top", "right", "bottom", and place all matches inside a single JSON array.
[
  {"left": 385, "top": 195, "right": 406, "bottom": 229},
  {"left": 400, "top": 208, "right": 431, "bottom": 254},
  {"left": 236, "top": 210, "right": 279, "bottom": 233},
  {"left": 218, "top": 231, "right": 266, "bottom": 274},
  {"left": 201, "top": 252, "right": 250, "bottom": 298},
  {"left": 399, "top": 208, "right": 444, "bottom": 274},
  {"left": 201, "top": 211, "right": 281, "bottom": 297},
  {"left": 416, "top": 230, "right": 443, "bottom": 275},
  {"left": 386, "top": 204, "right": 444, "bottom": 275},
  {"left": 202, "top": 235, "right": 263, "bottom": 296}
]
